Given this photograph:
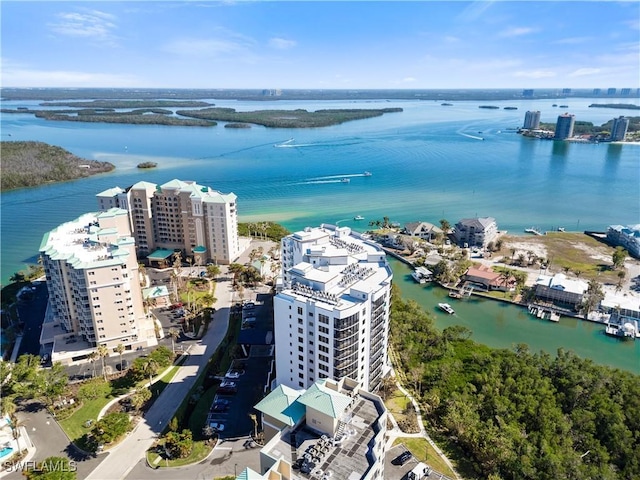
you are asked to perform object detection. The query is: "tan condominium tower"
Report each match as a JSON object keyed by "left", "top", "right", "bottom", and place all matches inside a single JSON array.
[
  {"left": 40, "top": 208, "right": 155, "bottom": 363},
  {"left": 97, "top": 179, "right": 240, "bottom": 265}
]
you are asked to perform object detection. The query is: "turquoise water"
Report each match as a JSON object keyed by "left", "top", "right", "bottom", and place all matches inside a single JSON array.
[
  {"left": 0, "top": 446, "right": 13, "bottom": 458},
  {"left": 389, "top": 258, "right": 640, "bottom": 374},
  {"left": 1, "top": 96, "right": 638, "bottom": 370}
]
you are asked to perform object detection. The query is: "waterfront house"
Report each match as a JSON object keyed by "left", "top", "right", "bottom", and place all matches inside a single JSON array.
[
  {"left": 534, "top": 273, "right": 588, "bottom": 311},
  {"left": 401, "top": 221, "right": 442, "bottom": 242},
  {"left": 606, "top": 224, "right": 640, "bottom": 259},
  {"left": 453, "top": 217, "right": 498, "bottom": 249},
  {"left": 463, "top": 265, "right": 515, "bottom": 292}
]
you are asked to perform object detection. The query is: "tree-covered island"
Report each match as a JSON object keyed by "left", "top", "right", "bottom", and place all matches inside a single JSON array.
[{"left": 0, "top": 141, "right": 115, "bottom": 191}]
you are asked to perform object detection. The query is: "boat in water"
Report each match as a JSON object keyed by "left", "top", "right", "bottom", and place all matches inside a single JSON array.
[
  {"left": 354, "top": 215, "right": 365, "bottom": 221},
  {"left": 341, "top": 178, "right": 350, "bottom": 183},
  {"left": 448, "top": 290, "right": 463, "bottom": 299},
  {"left": 411, "top": 266, "right": 432, "bottom": 284},
  {"left": 604, "top": 323, "right": 636, "bottom": 340},
  {"left": 438, "top": 303, "right": 455, "bottom": 314},
  {"left": 363, "top": 171, "right": 372, "bottom": 177}
]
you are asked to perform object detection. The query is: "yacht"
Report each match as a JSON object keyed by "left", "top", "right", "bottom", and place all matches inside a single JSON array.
[
  {"left": 354, "top": 215, "right": 365, "bottom": 221},
  {"left": 438, "top": 303, "right": 455, "bottom": 314}
]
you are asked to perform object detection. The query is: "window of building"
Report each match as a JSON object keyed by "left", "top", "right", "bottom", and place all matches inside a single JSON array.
[{"left": 297, "top": 307, "right": 303, "bottom": 315}]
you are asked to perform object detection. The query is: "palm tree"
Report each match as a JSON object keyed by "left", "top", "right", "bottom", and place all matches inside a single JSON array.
[
  {"left": 88, "top": 351, "right": 98, "bottom": 378},
  {"left": 168, "top": 328, "right": 180, "bottom": 355},
  {"left": 115, "top": 344, "right": 126, "bottom": 371},
  {"left": 9, "top": 413, "right": 25, "bottom": 454},
  {"left": 142, "top": 357, "right": 159, "bottom": 387},
  {"left": 138, "top": 263, "right": 147, "bottom": 287},
  {"left": 1, "top": 396, "right": 16, "bottom": 417},
  {"left": 97, "top": 345, "right": 109, "bottom": 381}
]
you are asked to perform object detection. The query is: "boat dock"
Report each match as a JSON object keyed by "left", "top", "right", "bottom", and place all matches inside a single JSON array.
[{"left": 528, "top": 304, "right": 561, "bottom": 322}]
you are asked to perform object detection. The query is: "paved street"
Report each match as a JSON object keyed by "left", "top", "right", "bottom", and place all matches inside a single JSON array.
[
  {"left": 85, "top": 273, "right": 235, "bottom": 480},
  {"left": 1, "top": 401, "right": 103, "bottom": 480}
]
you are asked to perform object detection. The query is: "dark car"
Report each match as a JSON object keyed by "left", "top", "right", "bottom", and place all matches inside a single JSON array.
[
  {"left": 394, "top": 450, "right": 412, "bottom": 466},
  {"left": 210, "top": 403, "right": 229, "bottom": 412},
  {"left": 217, "top": 385, "right": 237, "bottom": 395}
]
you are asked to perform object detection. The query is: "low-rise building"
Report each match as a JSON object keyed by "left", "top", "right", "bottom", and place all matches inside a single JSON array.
[
  {"left": 401, "top": 222, "right": 442, "bottom": 242},
  {"left": 607, "top": 224, "right": 640, "bottom": 259},
  {"left": 534, "top": 273, "right": 588, "bottom": 310},
  {"left": 463, "top": 265, "right": 515, "bottom": 292},
  {"left": 244, "top": 377, "right": 387, "bottom": 480},
  {"left": 453, "top": 217, "right": 498, "bottom": 248}
]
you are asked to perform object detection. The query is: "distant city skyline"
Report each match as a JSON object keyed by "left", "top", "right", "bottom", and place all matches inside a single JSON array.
[{"left": 1, "top": 1, "right": 639, "bottom": 90}]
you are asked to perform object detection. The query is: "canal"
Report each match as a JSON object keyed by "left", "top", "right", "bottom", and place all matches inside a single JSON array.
[{"left": 389, "top": 257, "right": 640, "bottom": 374}]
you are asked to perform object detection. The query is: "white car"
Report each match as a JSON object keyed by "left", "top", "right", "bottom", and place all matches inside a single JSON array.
[
  {"left": 220, "top": 380, "right": 237, "bottom": 388},
  {"left": 225, "top": 370, "right": 244, "bottom": 379}
]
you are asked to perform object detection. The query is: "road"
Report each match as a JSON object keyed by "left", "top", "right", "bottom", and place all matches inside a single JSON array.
[{"left": 84, "top": 273, "right": 234, "bottom": 480}]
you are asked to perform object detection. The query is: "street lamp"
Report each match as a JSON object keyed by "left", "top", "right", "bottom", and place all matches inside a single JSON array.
[{"left": 234, "top": 463, "right": 238, "bottom": 476}]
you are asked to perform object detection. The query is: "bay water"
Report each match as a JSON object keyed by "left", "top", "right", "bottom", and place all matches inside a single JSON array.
[{"left": 1, "top": 96, "right": 638, "bottom": 371}]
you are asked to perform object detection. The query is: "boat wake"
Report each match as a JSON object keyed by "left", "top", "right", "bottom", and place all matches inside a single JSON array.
[
  {"left": 291, "top": 179, "right": 349, "bottom": 185},
  {"left": 459, "top": 132, "right": 485, "bottom": 141},
  {"left": 308, "top": 173, "right": 367, "bottom": 181}
]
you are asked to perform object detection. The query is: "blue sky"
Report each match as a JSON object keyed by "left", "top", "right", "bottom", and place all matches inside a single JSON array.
[{"left": 1, "top": 1, "right": 639, "bottom": 89}]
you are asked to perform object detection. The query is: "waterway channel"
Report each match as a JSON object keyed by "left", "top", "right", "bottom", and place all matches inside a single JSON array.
[{"left": 388, "top": 257, "right": 640, "bottom": 374}]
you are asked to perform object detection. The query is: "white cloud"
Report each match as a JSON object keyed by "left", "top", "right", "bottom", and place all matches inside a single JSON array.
[
  {"left": 48, "top": 9, "right": 118, "bottom": 46},
  {"left": 513, "top": 69, "right": 556, "bottom": 79},
  {"left": 568, "top": 68, "right": 601, "bottom": 77},
  {"left": 163, "top": 38, "right": 251, "bottom": 57},
  {"left": 498, "top": 26, "right": 538, "bottom": 38},
  {"left": 553, "top": 36, "right": 591, "bottom": 45},
  {"left": 269, "top": 37, "right": 296, "bottom": 50},
  {"left": 1, "top": 64, "right": 140, "bottom": 88}
]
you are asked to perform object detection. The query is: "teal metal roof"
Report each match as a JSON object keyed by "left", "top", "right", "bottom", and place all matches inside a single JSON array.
[
  {"left": 235, "top": 468, "right": 264, "bottom": 480},
  {"left": 297, "top": 380, "right": 352, "bottom": 419},
  {"left": 147, "top": 249, "right": 174, "bottom": 260},
  {"left": 96, "top": 187, "right": 124, "bottom": 197},
  {"left": 143, "top": 286, "right": 170, "bottom": 299},
  {"left": 193, "top": 245, "right": 207, "bottom": 253},
  {"left": 254, "top": 384, "right": 305, "bottom": 427}
]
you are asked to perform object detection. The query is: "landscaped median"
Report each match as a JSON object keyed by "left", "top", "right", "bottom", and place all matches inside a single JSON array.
[{"left": 145, "top": 306, "right": 243, "bottom": 468}]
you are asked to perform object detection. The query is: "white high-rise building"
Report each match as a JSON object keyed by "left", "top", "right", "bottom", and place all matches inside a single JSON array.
[
  {"left": 40, "top": 209, "right": 155, "bottom": 363},
  {"left": 97, "top": 179, "right": 241, "bottom": 265},
  {"left": 274, "top": 225, "right": 393, "bottom": 392}
]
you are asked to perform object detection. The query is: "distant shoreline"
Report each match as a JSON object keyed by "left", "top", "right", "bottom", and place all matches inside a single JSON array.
[{"left": 2, "top": 87, "right": 639, "bottom": 102}]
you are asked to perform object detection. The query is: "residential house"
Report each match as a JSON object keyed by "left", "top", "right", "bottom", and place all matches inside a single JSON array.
[
  {"left": 463, "top": 265, "right": 515, "bottom": 292},
  {"left": 534, "top": 273, "right": 588, "bottom": 310},
  {"left": 401, "top": 222, "right": 442, "bottom": 243}
]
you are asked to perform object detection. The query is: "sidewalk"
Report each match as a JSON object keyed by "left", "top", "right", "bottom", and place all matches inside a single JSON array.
[{"left": 85, "top": 273, "right": 234, "bottom": 480}]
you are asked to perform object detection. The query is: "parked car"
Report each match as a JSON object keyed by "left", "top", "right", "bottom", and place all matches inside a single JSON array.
[
  {"left": 209, "top": 422, "right": 225, "bottom": 432},
  {"left": 117, "top": 360, "right": 129, "bottom": 371},
  {"left": 169, "top": 303, "right": 183, "bottom": 310},
  {"left": 220, "top": 380, "right": 237, "bottom": 388},
  {"left": 225, "top": 370, "right": 245, "bottom": 379},
  {"left": 217, "top": 385, "right": 237, "bottom": 395},
  {"left": 210, "top": 403, "right": 229, "bottom": 413},
  {"left": 394, "top": 450, "right": 413, "bottom": 466},
  {"left": 213, "top": 396, "right": 231, "bottom": 405}
]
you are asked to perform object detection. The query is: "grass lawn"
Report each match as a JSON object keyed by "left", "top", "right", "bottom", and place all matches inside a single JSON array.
[
  {"left": 393, "top": 437, "right": 456, "bottom": 478},
  {"left": 501, "top": 232, "right": 621, "bottom": 283},
  {"left": 385, "top": 389, "right": 411, "bottom": 415},
  {"left": 59, "top": 396, "right": 109, "bottom": 442},
  {"left": 60, "top": 360, "right": 185, "bottom": 444},
  {"left": 146, "top": 439, "right": 211, "bottom": 467}
]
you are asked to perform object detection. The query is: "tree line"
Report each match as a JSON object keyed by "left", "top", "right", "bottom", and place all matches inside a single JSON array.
[{"left": 389, "top": 284, "right": 640, "bottom": 480}]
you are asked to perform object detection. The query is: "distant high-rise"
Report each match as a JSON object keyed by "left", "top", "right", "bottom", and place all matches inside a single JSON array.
[
  {"left": 554, "top": 113, "right": 575, "bottom": 140},
  {"left": 621, "top": 88, "right": 631, "bottom": 95},
  {"left": 562, "top": 88, "right": 572, "bottom": 95},
  {"left": 593, "top": 88, "right": 601, "bottom": 95},
  {"left": 522, "top": 89, "right": 534, "bottom": 97},
  {"left": 610, "top": 116, "right": 629, "bottom": 141},
  {"left": 607, "top": 88, "right": 617, "bottom": 95},
  {"left": 523, "top": 110, "right": 541, "bottom": 130}
]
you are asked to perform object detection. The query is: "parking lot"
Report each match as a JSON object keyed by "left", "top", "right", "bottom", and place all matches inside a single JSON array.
[
  {"left": 204, "top": 289, "right": 274, "bottom": 440},
  {"left": 385, "top": 444, "right": 452, "bottom": 480}
]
